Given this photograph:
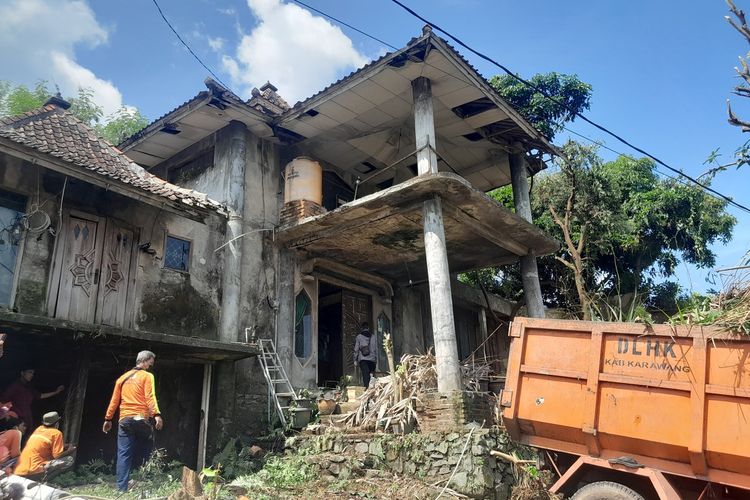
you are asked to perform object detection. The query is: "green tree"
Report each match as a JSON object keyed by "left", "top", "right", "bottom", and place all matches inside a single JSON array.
[
  {"left": 482, "top": 142, "right": 736, "bottom": 318},
  {"left": 0, "top": 80, "right": 147, "bottom": 145},
  {"left": 489, "top": 72, "right": 592, "bottom": 139}
]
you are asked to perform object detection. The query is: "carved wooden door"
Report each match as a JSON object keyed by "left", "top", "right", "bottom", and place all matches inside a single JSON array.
[
  {"left": 54, "top": 212, "right": 106, "bottom": 324},
  {"left": 52, "top": 212, "right": 135, "bottom": 327},
  {"left": 95, "top": 222, "right": 135, "bottom": 326},
  {"left": 341, "top": 290, "right": 371, "bottom": 378}
]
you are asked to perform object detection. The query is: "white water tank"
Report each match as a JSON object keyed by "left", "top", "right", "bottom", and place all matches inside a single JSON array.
[{"left": 284, "top": 157, "right": 323, "bottom": 205}]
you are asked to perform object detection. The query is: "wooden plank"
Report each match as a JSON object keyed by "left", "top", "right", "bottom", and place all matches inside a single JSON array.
[
  {"left": 62, "top": 346, "right": 90, "bottom": 445},
  {"left": 689, "top": 336, "right": 708, "bottom": 475},
  {"left": 520, "top": 364, "right": 588, "bottom": 380},
  {"left": 582, "top": 327, "right": 604, "bottom": 456},
  {"left": 598, "top": 373, "right": 691, "bottom": 392}
]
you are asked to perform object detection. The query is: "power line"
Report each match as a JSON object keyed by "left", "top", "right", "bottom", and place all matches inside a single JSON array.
[
  {"left": 562, "top": 126, "right": 719, "bottom": 195},
  {"left": 291, "top": 0, "right": 398, "bottom": 50},
  {"left": 151, "top": 0, "right": 232, "bottom": 90},
  {"left": 387, "top": 0, "right": 750, "bottom": 215}
]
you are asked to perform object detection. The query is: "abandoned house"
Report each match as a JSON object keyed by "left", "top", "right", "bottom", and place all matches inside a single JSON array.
[{"left": 0, "top": 26, "right": 557, "bottom": 469}]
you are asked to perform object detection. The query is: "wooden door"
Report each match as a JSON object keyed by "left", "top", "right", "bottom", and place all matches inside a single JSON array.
[
  {"left": 95, "top": 222, "right": 135, "bottom": 326},
  {"left": 51, "top": 212, "right": 135, "bottom": 327},
  {"left": 341, "top": 290, "right": 371, "bottom": 378},
  {"left": 54, "top": 212, "right": 106, "bottom": 323}
]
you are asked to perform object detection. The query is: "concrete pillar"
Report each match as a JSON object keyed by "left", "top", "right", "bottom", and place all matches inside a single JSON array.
[
  {"left": 412, "top": 77, "right": 439, "bottom": 175},
  {"left": 412, "top": 76, "right": 461, "bottom": 393},
  {"left": 509, "top": 143, "right": 545, "bottom": 318},
  {"left": 276, "top": 248, "right": 295, "bottom": 374},
  {"left": 423, "top": 197, "right": 462, "bottom": 392},
  {"left": 217, "top": 120, "right": 248, "bottom": 343}
]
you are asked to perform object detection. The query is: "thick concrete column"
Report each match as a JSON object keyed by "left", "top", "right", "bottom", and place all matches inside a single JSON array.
[
  {"left": 276, "top": 248, "right": 295, "bottom": 374},
  {"left": 412, "top": 76, "right": 461, "bottom": 393},
  {"left": 412, "top": 77, "right": 439, "bottom": 175},
  {"left": 509, "top": 143, "right": 545, "bottom": 318},
  {"left": 217, "top": 120, "right": 247, "bottom": 342}
]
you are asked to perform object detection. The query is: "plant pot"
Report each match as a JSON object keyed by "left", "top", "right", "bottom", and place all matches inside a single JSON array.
[
  {"left": 317, "top": 399, "right": 337, "bottom": 416},
  {"left": 290, "top": 408, "right": 311, "bottom": 429}
]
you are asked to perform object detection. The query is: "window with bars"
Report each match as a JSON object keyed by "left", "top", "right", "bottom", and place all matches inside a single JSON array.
[{"left": 164, "top": 235, "right": 191, "bottom": 272}]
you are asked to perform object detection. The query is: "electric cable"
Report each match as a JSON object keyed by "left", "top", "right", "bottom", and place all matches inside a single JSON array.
[
  {"left": 151, "top": 0, "right": 233, "bottom": 91},
  {"left": 387, "top": 0, "right": 750, "bottom": 214}
]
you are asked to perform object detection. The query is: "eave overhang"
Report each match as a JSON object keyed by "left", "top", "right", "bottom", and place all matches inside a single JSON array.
[
  {"left": 0, "top": 311, "right": 258, "bottom": 362},
  {"left": 119, "top": 80, "right": 275, "bottom": 168},
  {"left": 277, "top": 173, "right": 559, "bottom": 285}
]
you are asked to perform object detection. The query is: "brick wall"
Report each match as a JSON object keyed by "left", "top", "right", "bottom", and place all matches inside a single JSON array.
[{"left": 416, "top": 391, "right": 496, "bottom": 433}]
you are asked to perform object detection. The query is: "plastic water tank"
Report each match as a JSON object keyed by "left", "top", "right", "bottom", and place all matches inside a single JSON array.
[{"left": 284, "top": 157, "right": 323, "bottom": 205}]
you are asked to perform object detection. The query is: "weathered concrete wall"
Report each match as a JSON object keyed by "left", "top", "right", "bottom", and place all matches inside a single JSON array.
[
  {"left": 0, "top": 153, "right": 57, "bottom": 315},
  {"left": 0, "top": 150, "right": 225, "bottom": 338},
  {"left": 233, "top": 130, "right": 280, "bottom": 437},
  {"left": 392, "top": 285, "right": 428, "bottom": 361}
]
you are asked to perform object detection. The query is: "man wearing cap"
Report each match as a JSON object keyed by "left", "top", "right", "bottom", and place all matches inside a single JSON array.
[
  {"left": 14, "top": 411, "right": 75, "bottom": 480},
  {"left": 103, "top": 350, "right": 163, "bottom": 492}
]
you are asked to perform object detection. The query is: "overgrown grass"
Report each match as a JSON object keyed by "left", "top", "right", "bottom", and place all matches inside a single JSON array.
[
  {"left": 231, "top": 454, "right": 315, "bottom": 492},
  {"left": 51, "top": 449, "right": 183, "bottom": 499}
]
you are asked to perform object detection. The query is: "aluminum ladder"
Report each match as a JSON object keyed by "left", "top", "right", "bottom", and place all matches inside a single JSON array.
[{"left": 257, "top": 338, "right": 297, "bottom": 428}]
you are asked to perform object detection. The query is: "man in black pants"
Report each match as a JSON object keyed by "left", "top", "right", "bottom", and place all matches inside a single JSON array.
[{"left": 353, "top": 322, "right": 377, "bottom": 388}]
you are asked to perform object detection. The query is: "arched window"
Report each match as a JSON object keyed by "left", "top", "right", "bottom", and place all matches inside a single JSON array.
[{"left": 294, "top": 291, "right": 313, "bottom": 360}]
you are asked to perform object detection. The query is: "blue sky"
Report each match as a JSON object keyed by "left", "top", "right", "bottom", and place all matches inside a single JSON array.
[{"left": 2, "top": 0, "right": 748, "bottom": 293}]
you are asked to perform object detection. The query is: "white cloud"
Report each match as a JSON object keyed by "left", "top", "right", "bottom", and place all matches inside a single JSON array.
[
  {"left": 0, "top": 0, "right": 125, "bottom": 118},
  {"left": 221, "top": 0, "right": 369, "bottom": 104},
  {"left": 207, "top": 36, "right": 225, "bottom": 53},
  {"left": 217, "top": 7, "right": 236, "bottom": 16}
]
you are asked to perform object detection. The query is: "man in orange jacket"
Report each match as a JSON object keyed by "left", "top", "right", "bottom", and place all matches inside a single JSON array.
[
  {"left": 103, "top": 350, "right": 163, "bottom": 492},
  {"left": 14, "top": 411, "right": 75, "bottom": 480}
]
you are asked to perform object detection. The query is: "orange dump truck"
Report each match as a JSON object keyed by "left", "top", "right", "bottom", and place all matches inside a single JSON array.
[{"left": 501, "top": 318, "right": 750, "bottom": 500}]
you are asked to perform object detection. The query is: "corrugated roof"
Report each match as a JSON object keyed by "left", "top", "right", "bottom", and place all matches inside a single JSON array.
[{"left": 0, "top": 103, "right": 226, "bottom": 215}]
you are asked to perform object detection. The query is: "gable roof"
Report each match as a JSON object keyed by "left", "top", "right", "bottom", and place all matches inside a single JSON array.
[
  {"left": 0, "top": 102, "right": 226, "bottom": 218},
  {"left": 279, "top": 27, "right": 555, "bottom": 155}
]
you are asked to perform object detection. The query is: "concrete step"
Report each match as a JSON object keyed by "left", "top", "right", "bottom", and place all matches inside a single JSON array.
[
  {"left": 337, "top": 400, "right": 361, "bottom": 414},
  {"left": 347, "top": 385, "right": 365, "bottom": 400}
]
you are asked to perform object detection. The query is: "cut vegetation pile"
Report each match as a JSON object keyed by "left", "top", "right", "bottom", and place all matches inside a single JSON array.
[
  {"left": 343, "top": 350, "right": 491, "bottom": 432},
  {"left": 671, "top": 266, "right": 750, "bottom": 335}
]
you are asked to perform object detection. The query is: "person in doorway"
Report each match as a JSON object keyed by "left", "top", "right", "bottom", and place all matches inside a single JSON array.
[
  {"left": 14, "top": 411, "right": 75, "bottom": 481},
  {"left": 1, "top": 368, "right": 64, "bottom": 433},
  {"left": 353, "top": 322, "right": 378, "bottom": 388},
  {"left": 102, "top": 350, "right": 163, "bottom": 493}
]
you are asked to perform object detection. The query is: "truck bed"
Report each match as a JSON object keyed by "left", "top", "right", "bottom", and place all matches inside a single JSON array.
[{"left": 501, "top": 318, "right": 750, "bottom": 490}]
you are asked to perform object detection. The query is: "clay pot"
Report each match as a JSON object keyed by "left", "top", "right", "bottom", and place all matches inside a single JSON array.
[{"left": 318, "top": 399, "right": 337, "bottom": 415}]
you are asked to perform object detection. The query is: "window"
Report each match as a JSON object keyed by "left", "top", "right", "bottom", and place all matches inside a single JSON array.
[
  {"left": 0, "top": 190, "right": 26, "bottom": 306},
  {"left": 376, "top": 312, "right": 391, "bottom": 371},
  {"left": 164, "top": 235, "right": 191, "bottom": 272},
  {"left": 294, "top": 291, "right": 312, "bottom": 360}
]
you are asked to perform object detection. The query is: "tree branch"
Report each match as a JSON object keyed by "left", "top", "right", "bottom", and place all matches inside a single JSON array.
[
  {"left": 555, "top": 255, "right": 577, "bottom": 271},
  {"left": 728, "top": 99, "right": 750, "bottom": 132},
  {"left": 726, "top": 0, "right": 750, "bottom": 43}
]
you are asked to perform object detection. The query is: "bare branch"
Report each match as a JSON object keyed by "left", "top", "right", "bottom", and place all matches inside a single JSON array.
[
  {"left": 727, "top": 99, "right": 750, "bottom": 132},
  {"left": 577, "top": 223, "right": 587, "bottom": 255},
  {"left": 726, "top": 0, "right": 750, "bottom": 43},
  {"left": 554, "top": 255, "right": 577, "bottom": 271},
  {"left": 736, "top": 56, "right": 750, "bottom": 87}
]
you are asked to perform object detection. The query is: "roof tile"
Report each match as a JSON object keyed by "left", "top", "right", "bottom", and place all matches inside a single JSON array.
[{"left": 0, "top": 104, "right": 226, "bottom": 215}]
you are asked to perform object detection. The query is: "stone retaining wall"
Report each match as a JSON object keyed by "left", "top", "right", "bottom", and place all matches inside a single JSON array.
[{"left": 288, "top": 428, "right": 538, "bottom": 499}]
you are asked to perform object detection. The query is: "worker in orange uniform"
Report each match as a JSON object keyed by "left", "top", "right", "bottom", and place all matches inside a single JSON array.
[
  {"left": 14, "top": 411, "right": 75, "bottom": 480},
  {"left": 102, "top": 350, "right": 163, "bottom": 492}
]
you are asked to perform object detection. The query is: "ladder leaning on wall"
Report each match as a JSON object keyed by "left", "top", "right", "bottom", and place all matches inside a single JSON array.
[{"left": 257, "top": 338, "right": 297, "bottom": 428}]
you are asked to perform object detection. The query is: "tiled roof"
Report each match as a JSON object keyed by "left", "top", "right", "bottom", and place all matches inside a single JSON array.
[{"left": 0, "top": 104, "right": 226, "bottom": 215}]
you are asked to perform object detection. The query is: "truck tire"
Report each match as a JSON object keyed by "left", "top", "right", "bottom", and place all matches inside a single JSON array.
[{"left": 571, "top": 481, "right": 645, "bottom": 500}]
